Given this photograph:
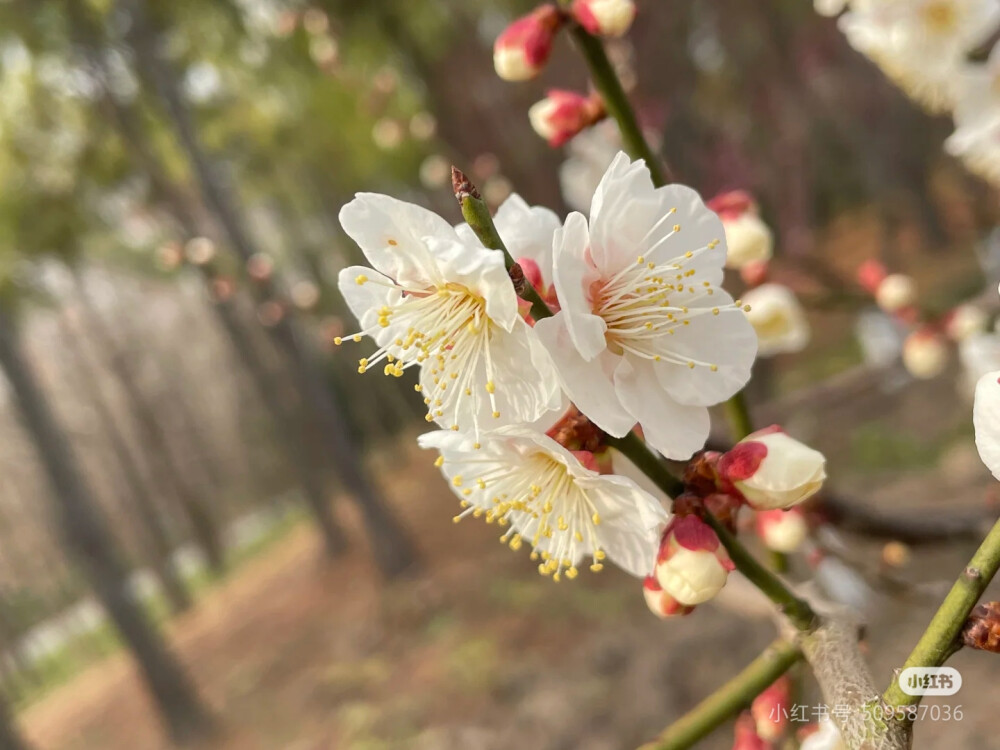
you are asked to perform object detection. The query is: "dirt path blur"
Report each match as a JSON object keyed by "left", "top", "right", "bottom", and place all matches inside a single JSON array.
[{"left": 19, "top": 440, "right": 1000, "bottom": 750}]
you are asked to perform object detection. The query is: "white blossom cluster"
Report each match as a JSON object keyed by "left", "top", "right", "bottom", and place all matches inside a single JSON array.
[
  {"left": 336, "top": 152, "right": 759, "bottom": 580},
  {"left": 819, "top": 0, "right": 1000, "bottom": 184}
]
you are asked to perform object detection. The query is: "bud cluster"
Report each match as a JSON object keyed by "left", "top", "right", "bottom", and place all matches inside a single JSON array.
[
  {"left": 642, "top": 426, "right": 827, "bottom": 619},
  {"left": 493, "top": 1, "right": 636, "bottom": 146}
]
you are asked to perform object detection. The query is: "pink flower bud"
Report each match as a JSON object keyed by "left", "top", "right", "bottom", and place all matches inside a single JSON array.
[
  {"left": 756, "top": 508, "right": 808, "bottom": 553},
  {"left": 654, "top": 516, "right": 734, "bottom": 606},
  {"left": 707, "top": 191, "right": 772, "bottom": 269},
  {"left": 528, "top": 90, "right": 605, "bottom": 147},
  {"left": 874, "top": 273, "right": 916, "bottom": 313},
  {"left": 856, "top": 259, "right": 887, "bottom": 294},
  {"left": 902, "top": 329, "right": 948, "bottom": 379},
  {"left": 493, "top": 6, "right": 564, "bottom": 81},
  {"left": 707, "top": 190, "right": 755, "bottom": 220},
  {"left": 732, "top": 712, "right": 770, "bottom": 750},
  {"left": 750, "top": 675, "right": 791, "bottom": 741},
  {"left": 642, "top": 575, "right": 694, "bottom": 618},
  {"left": 718, "top": 426, "right": 826, "bottom": 510},
  {"left": 571, "top": 0, "right": 637, "bottom": 38},
  {"left": 740, "top": 259, "right": 770, "bottom": 287}
]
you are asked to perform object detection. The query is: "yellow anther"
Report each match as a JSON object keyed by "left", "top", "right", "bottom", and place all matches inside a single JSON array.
[
  {"left": 355, "top": 274, "right": 368, "bottom": 285},
  {"left": 592, "top": 513, "right": 601, "bottom": 526},
  {"left": 387, "top": 239, "right": 398, "bottom": 246},
  {"left": 333, "top": 336, "right": 343, "bottom": 345},
  {"left": 594, "top": 549, "right": 606, "bottom": 560},
  {"left": 485, "top": 381, "right": 496, "bottom": 394},
  {"left": 743, "top": 304, "right": 751, "bottom": 312},
  {"left": 688, "top": 361, "right": 695, "bottom": 369},
  {"left": 452, "top": 476, "right": 463, "bottom": 487},
  {"left": 710, "top": 364, "right": 719, "bottom": 372},
  {"left": 492, "top": 410, "right": 501, "bottom": 419},
  {"left": 452, "top": 515, "right": 462, "bottom": 523},
  {"left": 566, "top": 567, "right": 579, "bottom": 579},
  {"left": 673, "top": 224, "right": 681, "bottom": 232},
  {"left": 637, "top": 255, "right": 645, "bottom": 264},
  {"left": 590, "top": 563, "right": 604, "bottom": 572},
  {"left": 712, "top": 307, "right": 720, "bottom": 315},
  {"left": 414, "top": 384, "right": 422, "bottom": 392}
]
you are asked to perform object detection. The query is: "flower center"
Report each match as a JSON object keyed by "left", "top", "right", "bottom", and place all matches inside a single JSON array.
[
  {"left": 590, "top": 236, "right": 732, "bottom": 371},
  {"left": 449, "top": 451, "right": 607, "bottom": 581},
  {"left": 920, "top": 1, "right": 958, "bottom": 34},
  {"left": 336, "top": 278, "right": 503, "bottom": 434}
]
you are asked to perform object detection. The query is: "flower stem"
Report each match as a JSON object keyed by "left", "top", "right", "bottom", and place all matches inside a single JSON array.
[
  {"left": 723, "top": 391, "right": 755, "bottom": 441},
  {"left": 703, "top": 512, "right": 817, "bottom": 632},
  {"left": 636, "top": 638, "right": 802, "bottom": 750},
  {"left": 605, "top": 432, "right": 684, "bottom": 496},
  {"left": 565, "top": 25, "right": 671, "bottom": 187},
  {"left": 607, "top": 433, "right": 817, "bottom": 631},
  {"left": 882, "top": 515, "right": 1000, "bottom": 711},
  {"left": 452, "top": 168, "right": 552, "bottom": 321}
]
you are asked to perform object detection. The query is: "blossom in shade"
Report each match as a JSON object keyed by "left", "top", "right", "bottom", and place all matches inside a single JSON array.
[
  {"left": 336, "top": 193, "right": 560, "bottom": 438},
  {"left": 874, "top": 273, "right": 916, "bottom": 313},
  {"left": 529, "top": 90, "right": 606, "bottom": 147},
  {"left": 742, "top": 283, "right": 810, "bottom": 357},
  {"left": 493, "top": 5, "right": 564, "bottom": 81},
  {"left": 642, "top": 575, "right": 694, "bottom": 618},
  {"left": 707, "top": 190, "right": 774, "bottom": 270},
  {"left": 654, "top": 515, "right": 735, "bottom": 606},
  {"left": 559, "top": 121, "right": 624, "bottom": 213},
  {"left": 571, "top": 0, "right": 637, "bottom": 38},
  {"left": 974, "top": 369, "right": 1000, "bottom": 480},
  {"left": 535, "top": 152, "right": 758, "bottom": 459},
  {"left": 420, "top": 426, "right": 669, "bottom": 580},
  {"left": 947, "top": 50, "right": 1000, "bottom": 184},
  {"left": 959, "top": 332, "right": 1000, "bottom": 392},
  {"left": 838, "top": 0, "right": 1000, "bottom": 113},
  {"left": 902, "top": 329, "right": 949, "bottom": 379},
  {"left": 756, "top": 508, "right": 808, "bottom": 553},
  {"left": 718, "top": 426, "right": 827, "bottom": 510}
]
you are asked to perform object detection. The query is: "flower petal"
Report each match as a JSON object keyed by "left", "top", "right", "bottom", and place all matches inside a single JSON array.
[
  {"left": 614, "top": 358, "right": 711, "bottom": 459},
  {"left": 551, "top": 211, "right": 607, "bottom": 360},
  {"left": 339, "top": 193, "right": 459, "bottom": 286},
  {"left": 493, "top": 194, "right": 561, "bottom": 284},
  {"left": 534, "top": 316, "right": 636, "bottom": 436},
  {"left": 974, "top": 370, "right": 1000, "bottom": 480},
  {"left": 421, "top": 236, "right": 518, "bottom": 330}
]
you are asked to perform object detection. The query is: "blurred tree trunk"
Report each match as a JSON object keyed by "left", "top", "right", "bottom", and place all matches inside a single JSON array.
[
  {"left": 0, "top": 686, "right": 32, "bottom": 750},
  {"left": 122, "top": 0, "right": 419, "bottom": 577},
  {"left": 57, "top": 310, "right": 192, "bottom": 615},
  {"left": 71, "top": 272, "right": 227, "bottom": 576},
  {"left": 68, "top": 13, "right": 350, "bottom": 558},
  {"left": 0, "top": 307, "right": 214, "bottom": 745}
]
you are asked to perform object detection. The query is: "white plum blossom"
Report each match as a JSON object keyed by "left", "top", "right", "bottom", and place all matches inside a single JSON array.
[
  {"left": 974, "top": 369, "right": 1000, "bottom": 479},
  {"left": 534, "top": 152, "right": 758, "bottom": 459},
  {"left": 839, "top": 0, "right": 1000, "bottom": 113},
  {"left": 948, "top": 48, "right": 1000, "bottom": 184},
  {"left": 946, "top": 303, "right": 989, "bottom": 342},
  {"left": 742, "top": 283, "right": 811, "bottom": 357},
  {"left": 559, "top": 121, "right": 624, "bottom": 213},
  {"left": 719, "top": 427, "right": 827, "bottom": 510},
  {"left": 336, "top": 193, "right": 560, "bottom": 438},
  {"left": 722, "top": 212, "right": 773, "bottom": 270},
  {"left": 420, "top": 426, "right": 669, "bottom": 580}
]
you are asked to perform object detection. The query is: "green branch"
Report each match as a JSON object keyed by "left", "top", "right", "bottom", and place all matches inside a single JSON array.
[
  {"left": 565, "top": 25, "right": 670, "bottom": 187},
  {"left": 883, "top": 515, "right": 1000, "bottom": 710},
  {"left": 452, "top": 168, "right": 552, "bottom": 321},
  {"left": 637, "top": 639, "right": 802, "bottom": 750}
]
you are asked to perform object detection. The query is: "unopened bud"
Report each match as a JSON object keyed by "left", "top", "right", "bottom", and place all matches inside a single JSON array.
[
  {"left": 571, "top": 0, "right": 636, "bottom": 38},
  {"left": 945, "top": 304, "right": 988, "bottom": 342},
  {"left": 528, "top": 90, "right": 606, "bottom": 147},
  {"left": 742, "top": 283, "right": 810, "bottom": 357},
  {"left": 732, "top": 712, "right": 769, "bottom": 750},
  {"left": 902, "top": 329, "right": 948, "bottom": 379},
  {"left": 740, "top": 259, "right": 770, "bottom": 287},
  {"left": 961, "top": 601, "right": 1000, "bottom": 653},
  {"left": 654, "top": 516, "right": 734, "bottom": 606},
  {"left": 750, "top": 675, "right": 791, "bottom": 741},
  {"left": 184, "top": 236, "right": 216, "bottom": 266},
  {"left": 718, "top": 426, "right": 826, "bottom": 510},
  {"left": 756, "top": 508, "right": 808, "bottom": 553},
  {"left": 493, "top": 5, "right": 564, "bottom": 81},
  {"left": 706, "top": 191, "right": 772, "bottom": 270},
  {"left": 156, "top": 242, "right": 183, "bottom": 271},
  {"left": 875, "top": 273, "right": 917, "bottom": 313},
  {"left": 856, "top": 259, "right": 887, "bottom": 294},
  {"left": 246, "top": 252, "right": 275, "bottom": 283},
  {"left": 642, "top": 575, "right": 694, "bottom": 618}
]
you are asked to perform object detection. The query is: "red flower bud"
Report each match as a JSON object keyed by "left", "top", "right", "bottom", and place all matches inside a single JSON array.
[
  {"left": 571, "top": 0, "right": 637, "bottom": 38},
  {"left": 493, "top": 5, "right": 564, "bottom": 81},
  {"left": 529, "top": 89, "right": 606, "bottom": 147}
]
